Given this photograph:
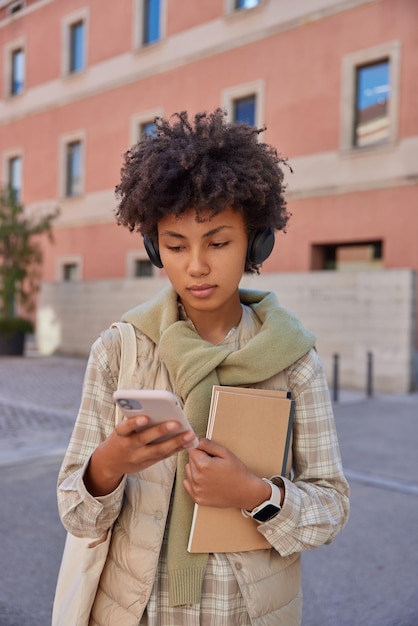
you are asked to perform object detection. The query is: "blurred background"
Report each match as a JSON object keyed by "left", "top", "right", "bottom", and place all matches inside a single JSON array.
[{"left": 1, "top": 0, "right": 417, "bottom": 392}]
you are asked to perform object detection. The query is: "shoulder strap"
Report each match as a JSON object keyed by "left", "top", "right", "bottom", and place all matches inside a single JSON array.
[{"left": 111, "top": 322, "right": 137, "bottom": 425}]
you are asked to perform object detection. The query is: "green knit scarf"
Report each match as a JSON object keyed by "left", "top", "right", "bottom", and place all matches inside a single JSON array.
[{"left": 122, "top": 286, "right": 315, "bottom": 607}]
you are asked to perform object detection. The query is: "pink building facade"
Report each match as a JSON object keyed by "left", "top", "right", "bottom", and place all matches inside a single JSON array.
[{"left": 1, "top": 0, "right": 417, "bottom": 328}]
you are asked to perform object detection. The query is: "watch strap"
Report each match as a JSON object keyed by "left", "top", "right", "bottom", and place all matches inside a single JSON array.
[{"left": 241, "top": 478, "right": 282, "bottom": 522}]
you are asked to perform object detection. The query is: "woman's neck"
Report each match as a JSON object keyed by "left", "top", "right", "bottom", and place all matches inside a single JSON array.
[{"left": 181, "top": 304, "right": 243, "bottom": 345}]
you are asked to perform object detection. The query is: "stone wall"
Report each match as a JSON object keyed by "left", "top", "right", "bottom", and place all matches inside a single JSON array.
[{"left": 37, "top": 269, "right": 416, "bottom": 393}]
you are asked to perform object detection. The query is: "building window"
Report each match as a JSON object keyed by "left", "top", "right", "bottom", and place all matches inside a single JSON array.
[
  {"left": 127, "top": 250, "right": 155, "bottom": 277},
  {"left": 354, "top": 60, "right": 390, "bottom": 147},
  {"left": 130, "top": 109, "right": 163, "bottom": 145},
  {"left": 225, "top": 0, "right": 260, "bottom": 14},
  {"left": 69, "top": 20, "right": 85, "bottom": 73},
  {"left": 143, "top": 0, "right": 160, "bottom": 45},
  {"left": 134, "top": 259, "right": 154, "bottom": 277},
  {"left": 235, "top": 0, "right": 260, "bottom": 9},
  {"left": 140, "top": 120, "right": 157, "bottom": 138},
  {"left": 222, "top": 81, "right": 264, "bottom": 129},
  {"left": 233, "top": 95, "right": 256, "bottom": 125},
  {"left": 11, "top": 48, "right": 24, "bottom": 95},
  {"left": 8, "top": 1, "right": 26, "bottom": 15},
  {"left": 62, "top": 10, "right": 88, "bottom": 77},
  {"left": 57, "top": 256, "right": 82, "bottom": 281},
  {"left": 8, "top": 155, "right": 22, "bottom": 203},
  {"left": 341, "top": 42, "right": 400, "bottom": 151},
  {"left": 312, "top": 241, "right": 383, "bottom": 271},
  {"left": 63, "top": 263, "right": 78, "bottom": 281},
  {"left": 65, "top": 140, "right": 82, "bottom": 197}
]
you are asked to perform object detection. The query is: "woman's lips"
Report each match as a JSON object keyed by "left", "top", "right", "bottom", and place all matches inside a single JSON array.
[{"left": 188, "top": 284, "right": 217, "bottom": 298}]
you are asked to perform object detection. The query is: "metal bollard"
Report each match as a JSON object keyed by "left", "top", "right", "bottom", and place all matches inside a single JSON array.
[
  {"left": 367, "top": 351, "right": 373, "bottom": 397},
  {"left": 332, "top": 353, "right": 339, "bottom": 403}
]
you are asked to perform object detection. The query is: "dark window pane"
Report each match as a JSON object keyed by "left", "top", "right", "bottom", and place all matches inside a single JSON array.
[
  {"left": 66, "top": 141, "right": 82, "bottom": 197},
  {"left": 11, "top": 49, "right": 24, "bottom": 95},
  {"left": 9, "top": 1, "right": 25, "bottom": 15},
  {"left": 134, "top": 259, "right": 153, "bottom": 277},
  {"left": 354, "top": 60, "right": 390, "bottom": 147},
  {"left": 63, "top": 264, "right": 78, "bottom": 281},
  {"left": 233, "top": 95, "right": 256, "bottom": 126},
  {"left": 312, "top": 241, "right": 383, "bottom": 271},
  {"left": 143, "top": 0, "right": 160, "bottom": 44},
  {"left": 69, "top": 21, "right": 85, "bottom": 73}
]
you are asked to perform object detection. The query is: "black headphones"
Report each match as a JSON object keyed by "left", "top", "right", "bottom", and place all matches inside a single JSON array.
[{"left": 143, "top": 227, "right": 275, "bottom": 269}]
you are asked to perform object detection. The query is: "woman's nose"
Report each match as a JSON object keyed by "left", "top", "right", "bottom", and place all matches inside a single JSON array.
[{"left": 187, "top": 248, "right": 209, "bottom": 275}]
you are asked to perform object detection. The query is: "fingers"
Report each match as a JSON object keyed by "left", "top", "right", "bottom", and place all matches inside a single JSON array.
[
  {"left": 190, "top": 437, "right": 227, "bottom": 459},
  {"left": 115, "top": 415, "right": 149, "bottom": 436},
  {"left": 115, "top": 415, "right": 197, "bottom": 450},
  {"left": 184, "top": 440, "right": 257, "bottom": 508}
]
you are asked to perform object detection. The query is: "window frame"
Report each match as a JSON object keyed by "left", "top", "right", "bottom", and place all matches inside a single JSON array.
[
  {"left": 340, "top": 41, "right": 400, "bottom": 153},
  {"left": 354, "top": 60, "right": 390, "bottom": 147},
  {"left": 65, "top": 140, "right": 82, "bottom": 198},
  {"left": 62, "top": 8, "right": 89, "bottom": 77},
  {"left": 221, "top": 80, "right": 265, "bottom": 129},
  {"left": 311, "top": 241, "right": 383, "bottom": 271},
  {"left": 3, "top": 150, "right": 23, "bottom": 203},
  {"left": 10, "top": 47, "right": 25, "bottom": 95},
  {"left": 56, "top": 255, "right": 83, "bottom": 282},
  {"left": 130, "top": 108, "right": 164, "bottom": 145},
  {"left": 4, "top": 38, "right": 25, "bottom": 98},
  {"left": 126, "top": 250, "right": 155, "bottom": 278},
  {"left": 8, "top": 1, "right": 26, "bottom": 16},
  {"left": 133, "top": 0, "right": 166, "bottom": 50},
  {"left": 8, "top": 154, "right": 23, "bottom": 202},
  {"left": 59, "top": 131, "right": 85, "bottom": 199},
  {"left": 69, "top": 20, "right": 85, "bottom": 74}
]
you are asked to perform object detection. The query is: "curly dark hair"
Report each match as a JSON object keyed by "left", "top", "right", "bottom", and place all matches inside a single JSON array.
[{"left": 115, "top": 109, "right": 291, "bottom": 273}]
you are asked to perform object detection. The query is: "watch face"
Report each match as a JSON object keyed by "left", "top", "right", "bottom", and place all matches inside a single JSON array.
[{"left": 253, "top": 504, "right": 280, "bottom": 522}]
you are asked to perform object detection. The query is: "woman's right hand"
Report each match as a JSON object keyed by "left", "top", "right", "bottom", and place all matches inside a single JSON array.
[{"left": 84, "top": 415, "right": 197, "bottom": 497}]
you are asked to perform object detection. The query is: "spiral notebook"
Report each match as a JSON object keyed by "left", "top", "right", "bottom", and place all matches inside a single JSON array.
[{"left": 187, "top": 385, "right": 294, "bottom": 553}]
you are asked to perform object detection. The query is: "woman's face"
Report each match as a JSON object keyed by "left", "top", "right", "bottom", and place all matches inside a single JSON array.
[{"left": 157, "top": 207, "right": 248, "bottom": 324}]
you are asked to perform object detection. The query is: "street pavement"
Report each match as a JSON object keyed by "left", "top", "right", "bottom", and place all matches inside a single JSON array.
[{"left": 0, "top": 354, "right": 417, "bottom": 626}]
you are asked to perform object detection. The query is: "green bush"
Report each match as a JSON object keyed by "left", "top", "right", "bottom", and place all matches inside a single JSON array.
[
  {"left": 0, "top": 317, "right": 34, "bottom": 336},
  {"left": 0, "top": 186, "right": 59, "bottom": 325}
]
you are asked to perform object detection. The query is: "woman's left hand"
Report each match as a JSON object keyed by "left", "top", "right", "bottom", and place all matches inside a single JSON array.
[{"left": 183, "top": 438, "right": 270, "bottom": 511}]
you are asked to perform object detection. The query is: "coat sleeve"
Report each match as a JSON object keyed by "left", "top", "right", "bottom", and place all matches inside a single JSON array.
[
  {"left": 257, "top": 349, "right": 350, "bottom": 555},
  {"left": 57, "top": 330, "right": 127, "bottom": 539}
]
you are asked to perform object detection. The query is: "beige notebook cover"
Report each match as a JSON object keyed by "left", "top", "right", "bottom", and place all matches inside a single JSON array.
[{"left": 187, "top": 385, "right": 294, "bottom": 553}]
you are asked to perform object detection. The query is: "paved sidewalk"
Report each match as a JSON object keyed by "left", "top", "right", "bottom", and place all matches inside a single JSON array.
[
  {"left": 0, "top": 354, "right": 86, "bottom": 465},
  {"left": 0, "top": 354, "right": 417, "bottom": 625}
]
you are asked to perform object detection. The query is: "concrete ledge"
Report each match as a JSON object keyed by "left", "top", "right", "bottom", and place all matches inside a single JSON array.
[{"left": 37, "top": 269, "right": 416, "bottom": 393}]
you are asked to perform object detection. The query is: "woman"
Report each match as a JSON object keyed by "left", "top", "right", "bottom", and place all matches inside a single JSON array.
[{"left": 57, "top": 109, "right": 349, "bottom": 625}]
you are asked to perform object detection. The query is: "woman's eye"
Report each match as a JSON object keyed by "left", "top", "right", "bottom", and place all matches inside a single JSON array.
[
  {"left": 167, "top": 245, "right": 184, "bottom": 252},
  {"left": 211, "top": 241, "right": 228, "bottom": 249}
]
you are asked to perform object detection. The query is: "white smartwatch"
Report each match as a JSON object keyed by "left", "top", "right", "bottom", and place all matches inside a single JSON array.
[{"left": 241, "top": 478, "right": 282, "bottom": 523}]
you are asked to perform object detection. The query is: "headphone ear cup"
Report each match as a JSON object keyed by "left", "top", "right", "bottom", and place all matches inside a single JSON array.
[
  {"left": 143, "top": 235, "right": 163, "bottom": 268},
  {"left": 246, "top": 228, "right": 275, "bottom": 265}
]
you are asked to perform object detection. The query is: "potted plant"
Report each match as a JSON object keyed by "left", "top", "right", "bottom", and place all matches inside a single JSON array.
[{"left": 0, "top": 186, "right": 59, "bottom": 356}]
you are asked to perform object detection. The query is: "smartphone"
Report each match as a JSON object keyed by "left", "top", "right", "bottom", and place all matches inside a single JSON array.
[{"left": 113, "top": 389, "right": 199, "bottom": 448}]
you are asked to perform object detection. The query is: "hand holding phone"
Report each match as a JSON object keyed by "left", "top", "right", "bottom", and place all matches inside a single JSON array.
[{"left": 113, "top": 389, "right": 199, "bottom": 448}]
